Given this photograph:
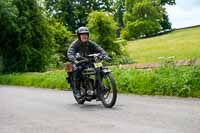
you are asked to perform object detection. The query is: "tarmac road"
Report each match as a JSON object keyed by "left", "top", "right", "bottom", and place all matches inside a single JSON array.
[{"left": 0, "top": 85, "right": 200, "bottom": 133}]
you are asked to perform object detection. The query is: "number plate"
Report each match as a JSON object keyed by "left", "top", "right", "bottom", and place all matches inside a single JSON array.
[{"left": 94, "top": 62, "right": 103, "bottom": 68}]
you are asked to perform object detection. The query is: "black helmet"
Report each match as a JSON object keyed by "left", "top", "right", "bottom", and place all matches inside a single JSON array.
[{"left": 77, "top": 26, "right": 89, "bottom": 35}]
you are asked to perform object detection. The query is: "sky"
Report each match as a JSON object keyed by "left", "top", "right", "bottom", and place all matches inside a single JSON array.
[{"left": 165, "top": 0, "right": 200, "bottom": 28}]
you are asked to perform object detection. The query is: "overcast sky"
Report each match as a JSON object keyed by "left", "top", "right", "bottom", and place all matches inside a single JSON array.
[{"left": 165, "top": 0, "right": 200, "bottom": 28}]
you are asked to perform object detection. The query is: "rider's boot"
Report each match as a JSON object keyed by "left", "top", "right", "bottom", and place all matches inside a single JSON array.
[
  {"left": 72, "top": 80, "right": 81, "bottom": 98},
  {"left": 73, "top": 88, "right": 81, "bottom": 98},
  {"left": 72, "top": 68, "right": 82, "bottom": 98}
]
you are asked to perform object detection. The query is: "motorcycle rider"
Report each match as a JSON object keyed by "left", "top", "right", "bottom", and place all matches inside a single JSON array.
[{"left": 67, "top": 26, "right": 111, "bottom": 98}]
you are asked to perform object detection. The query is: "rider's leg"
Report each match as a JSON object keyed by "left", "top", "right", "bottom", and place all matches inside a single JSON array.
[{"left": 72, "top": 68, "right": 81, "bottom": 98}]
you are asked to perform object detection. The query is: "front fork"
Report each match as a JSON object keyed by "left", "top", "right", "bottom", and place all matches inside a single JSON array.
[{"left": 96, "top": 68, "right": 103, "bottom": 99}]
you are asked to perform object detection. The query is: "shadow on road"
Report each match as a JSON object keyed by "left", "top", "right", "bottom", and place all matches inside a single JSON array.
[{"left": 66, "top": 102, "right": 123, "bottom": 111}]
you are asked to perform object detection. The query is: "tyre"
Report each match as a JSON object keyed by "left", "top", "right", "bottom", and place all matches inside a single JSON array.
[
  {"left": 74, "top": 95, "right": 85, "bottom": 104},
  {"left": 100, "top": 73, "right": 117, "bottom": 108}
]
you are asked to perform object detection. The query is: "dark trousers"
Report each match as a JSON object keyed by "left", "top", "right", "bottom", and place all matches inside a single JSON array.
[{"left": 71, "top": 64, "right": 82, "bottom": 93}]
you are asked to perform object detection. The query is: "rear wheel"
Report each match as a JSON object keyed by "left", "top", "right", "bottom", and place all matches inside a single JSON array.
[{"left": 100, "top": 73, "right": 117, "bottom": 108}]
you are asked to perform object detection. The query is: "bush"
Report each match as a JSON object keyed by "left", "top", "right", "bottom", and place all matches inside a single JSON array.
[
  {"left": 0, "top": 71, "right": 69, "bottom": 89},
  {"left": 0, "top": 66, "right": 200, "bottom": 98},
  {"left": 48, "top": 19, "right": 73, "bottom": 70},
  {"left": 87, "top": 11, "right": 121, "bottom": 56},
  {"left": 113, "top": 66, "right": 200, "bottom": 97}
]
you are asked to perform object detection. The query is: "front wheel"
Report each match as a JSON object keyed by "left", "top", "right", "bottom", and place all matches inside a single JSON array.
[
  {"left": 74, "top": 95, "right": 85, "bottom": 104},
  {"left": 72, "top": 80, "right": 85, "bottom": 104},
  {"left": 100, "top": 73, "right": 117, "bottom": 108}
]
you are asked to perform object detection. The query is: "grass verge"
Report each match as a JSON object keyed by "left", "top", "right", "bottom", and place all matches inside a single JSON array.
[
  {"left": 0, "top": 70, "right": 69, "bottom": 90},
  {"left": 0, "top": 66, "right": 200, "bottom": 98}
]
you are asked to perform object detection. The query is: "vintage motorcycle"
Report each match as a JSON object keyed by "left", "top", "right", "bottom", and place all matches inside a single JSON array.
[{"left": 65, "top": 53, "right": 117, "bottom": 108}]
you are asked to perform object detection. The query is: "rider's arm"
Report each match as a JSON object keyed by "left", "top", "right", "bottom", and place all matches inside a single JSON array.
[
  {"left": 89, "top": 41, "right": 107, "bottom": 57},
  {"left": 89, "top": 41, "right": 111, "bottom": 61},
  {"left": 67, "top": 41, "right": 77, "bottom": 63}
]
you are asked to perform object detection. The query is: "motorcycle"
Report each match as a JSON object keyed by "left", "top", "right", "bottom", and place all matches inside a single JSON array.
[{"left": 65, "top": 53, "right": 117, "bottom": 108}]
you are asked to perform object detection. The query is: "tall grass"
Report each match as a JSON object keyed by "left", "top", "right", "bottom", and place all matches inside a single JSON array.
[
  {"left": 113, "top": 65, "right": 200, "bottom": 98},
  {"left": 0, "top": 66, "right": 200, "bottom": 98},
  {"left": 0, "top": 70, "right": 69, "bottom": 90}
]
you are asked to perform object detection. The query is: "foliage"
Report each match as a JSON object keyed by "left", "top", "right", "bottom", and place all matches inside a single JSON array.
[
  {"left": 0, "top": 0, "right": 19, "bottom": 72},
  {"left": 123, "top": 19, "right": 161, "bottom": 39},
  {"left": 122, "top": 0, "right": 162, "bottom": 39},
  {"left": 1, "top": 66, "right": 200, "bottom": 98},
  {"left": 160, "top": 0, "right": 176, "bottom": 5},
  {"left": 0, "top": 0, "right": 72, "bottom": 73},
  {"left": 113, "top": 0, "right": 125, "bottom": 28},
  {"left": 0, "top": 71, "right": 69, "bottom": 89},
  {"left": 160, "top": 12, "right": 172, "bottom": 30},
  {"left": 87, "top": 11, "right": 121, "bottom": 56},
  {"left": 122, "top": 0, "right": 176, "bottom": 39},
  {"left": 0, "top": 0, "right": 177, "bottom": 72},
  {"left": 15, "top": 0, "right": 57, "bottom": 72},
  {"left": 159, "top": 0, "right": 176, "bottom": 30},
  {"left": 46, "top": 0, "right": 115, "bottom": 32},
  {"left": 48, "top": 19, "right": 73, "bottom": 68},
  {"left": 113, "top": 65, "right": 200, "bottom": 98}
]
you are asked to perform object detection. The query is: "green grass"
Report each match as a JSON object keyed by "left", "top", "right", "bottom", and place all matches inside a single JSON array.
[
  {"left": 113, "top": 65, "right": 200, "bottom": 98},
  {"left": 125, "top": 26, "right": 200, "bottom": 63},
  {"left": 0, "top": 70, "right": 69, "bottom": 90},
  {"left": 0, "top": 66, "right": 200, "bottom": 98}
]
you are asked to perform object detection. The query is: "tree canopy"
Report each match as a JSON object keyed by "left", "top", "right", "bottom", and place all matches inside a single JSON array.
[
  {"left": 122, "top": 0, "right": 175, "bottom": 39},
  {"left": 46, "top": 0, "right": 115, "bottom": 32},
  {"left": 0, "top": 0, "right": 71, "bottom": 72},
  {"left": 122, "top": 0, "right": 163, "bottom": 39}
]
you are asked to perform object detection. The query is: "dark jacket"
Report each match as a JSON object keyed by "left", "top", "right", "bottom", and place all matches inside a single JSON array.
[{"left": 67, "top": 39, "right": 107, "bottom": 63}]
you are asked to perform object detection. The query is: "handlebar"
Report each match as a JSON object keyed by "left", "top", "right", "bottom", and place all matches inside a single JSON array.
[{"left": 75, "top": 53, "right": 111, "bottom": 65}]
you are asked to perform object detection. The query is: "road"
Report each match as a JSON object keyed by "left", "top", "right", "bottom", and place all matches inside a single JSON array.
[{"left": 0, "top": 85, "right": 200, "bottom": 133}]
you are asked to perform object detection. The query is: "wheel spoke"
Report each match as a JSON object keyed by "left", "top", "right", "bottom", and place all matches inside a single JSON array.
[{"left": 101, "top": 74, "right": 116, "bottom": 107}]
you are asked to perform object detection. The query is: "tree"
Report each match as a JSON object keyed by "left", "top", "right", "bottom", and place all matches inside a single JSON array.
[
  {"left": 160, "top": 0, "right": 175, "bottom": 5},
  {"left": 0, "top": 0, "right": 19, "bottom": 72},
  {"left": 46, "top": 0, "right": 115, "bottom": 32},
  {"left": 160, "top": 0, "right": 176, "bottom": 30},
  {"left": 122, "top": 0, "right": 162, "bottom": 39},
  {"left": 15, "top": 0, "right": 59, "bottom": 72},
  {"left": 113, "top": 0, "right": 125, "bottom": 27},
  {"left": 113, "top": 0, "right": 125, "bottom": 37},
  {"left": 0, "top": 0, "right": 59, "bottom": 72},
  {"left": 87, "top": 11, "right": 122, "bottom": 56},
  {"left": 160, "top": 12, "right": 172, "bottom": 30},
  {"left": 48, "top": 19, "right": 72, "bottom": 65},
  {"left": 0, "top": 0, "right": 73, "bottom": 72}
]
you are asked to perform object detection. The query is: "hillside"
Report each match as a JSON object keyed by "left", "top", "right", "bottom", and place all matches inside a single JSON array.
[{"left": 126, "top": 26, "right": 200, "bottom": 63}]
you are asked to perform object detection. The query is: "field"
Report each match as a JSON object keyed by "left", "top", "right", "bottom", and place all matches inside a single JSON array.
[{"left": 125, "top": 26, "right": 200, "bottom": 63}]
